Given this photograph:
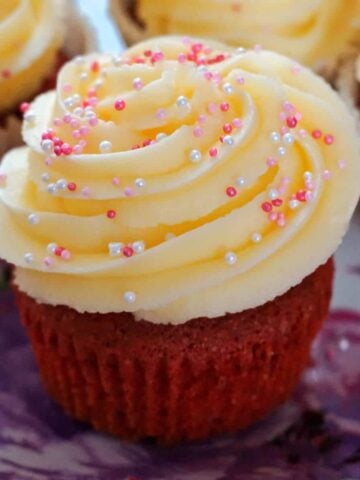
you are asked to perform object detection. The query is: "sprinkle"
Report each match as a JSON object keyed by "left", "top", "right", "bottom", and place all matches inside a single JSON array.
[
  {"left": 289, "top": 199, "right": 300, "bottom": 209},
  {"left": 266, "top": 156, "right": 277, "bottom": 167},
  {"left": 54, "top": 246, "right": 64, "bottom": 256},
  {"left": 47, "top": 243, "right": 57, "bottom": 254},
  {"left": 268, "top": 212, "right": 278, "bottom": 222},
  {"left": 19, "top": 102, "right": 30, "bottom": 113},
  {"left": 338, "top": 159, "right": 346, "bottom": 169},
  {"left": 254, "top": 44, "right": 262, "bottom": 53},
  {"left": 291, "top": 64, "right": 302, "bottom": 74},
  {"left": 108, "top": 242, "right": 123, "bottom": 256},
  {"left": 270, "top": 131, "right": 280, "bottom": 143},
  {"left": 324, "top": 134, "right": 334, "bottom": 145},
  {"left": 41, "top": 139, "right": 53, "bottom": 153},
  {"left": 233, "top": 118, "right": 242, "bottom": 128},
  {"left": 47, "top": 183, "right": 57, "bottom": 194},
  {"left": 156, "top": 108, "right": 166, "bottom": 120},
  {"left": 123, "top": 246, "right": 134, "bottom": 257},
  {"left": 223, "top": 135, "right": 234, "bottom": 146},
  {"left": 278, "top": 146, "right": 286, "bottom": 156},
  {"left": 112, "top": 176, "right": 120, "bottom": 186},
  {"left": 303, "top": 171, "right": 313, "bottom": 181},
  {"left": 61, "top": 249, "right": 71, "bottom": 261},
  {"left": 41, "top": 173, "right": 50, "bottom": 183},
  {"left": 67, "top": 182, "right": 77, "bottom": 192},
  {"left": 198, "top": 114, "right": 207, "bottom": 124},
  {"left": 61, "top": 143, "right": 73, "bottom": 156},
  {"left": 124, "top": 291, "right": 136, "bottom": 304},
  {"left": 135, "top": 178, "right": 145, "bottom": 188},
  {"left": 312, "top": 129, "right": 322, "bottom": 139},
  {"left": 28, "top": 213, "right": 39, "bottom": 225},
  {"left": 189, "top": 149, "right": 202, "bottom": 163},
  {"left": 209, "top": 147, "right": 218, "bottom": 158},
  {"left": 133, "top": 241, "right": 145, "bottom": 254},
  {"left": 223, "top": 123, "right": 232, "bottom": 134},
  {"left": 124, "top": 186, "right": 134, "bottom": 197},
  {"left": 81, "top": 187, "right": 90, "bottom": 197},
  {"left": 236, "top": 76, "right": 245, "bottom": 85},
  {"left": 114, "top": 99, "right": 126, "bottom": 111},
  {"left": 296, "top": 190, "right": 307, "bottom": 202},
  {"left": 261, "top": 202, "right": 273, "bottom": 212},
  {"left": 176, "top": 96, "right": 189, "bottom": 108},
  {"left": 323, "top": 170, "right": 332, "bottom": 180},
  {"left": 286, "top": 117, "right": 297, "bottom": 128},
  {"left": 24, "top": 253, "right": 33, "bottom": 264},
  {"left": 283, "top": 133, "right": 295, "bottom": 145},
  {"left": 156, "top": 133, "right": 167, "bottom": 142},
  {"left": 268, "top": 188, "right": 278, "bottom": 200},
  {"left": 252, "top": 233, "right": 262, "bottom": 243},
  {"left": 177, "top": 53, "right": 186, "bottom": 63},
  {"left": 220, "top": 102, "right": 230, "bottom": 112},
  {"left": 226, "top": 186, "right": 237, "bottom": 197},
  {"left": 193, "top": 126, "right": 203, "bottom": 137},
  {"left": 90, "top": 61, "right": 100, "bottom": 73},
  {"left": 99, "top": 140, "right": 113, "bottom": 153},
  {"left": 24, "top": 111, "right": 35, "bottom": 123},
  {"left": 225, "top": 252, "right": 237, "bottom": 265},
  {"left": 207, "top": 102, "right": 217, "bottom": 114},
  {"left": 107, "top": 209, "right": 117, "bottom": 219},
  {"left": 223, "top": 82, "right": 233, "bottom": 94},
  {"left": 43, "top": 256, "right": 54, "bottom": 268},
  {"left": 272, "top": 198, "right": 283, "bottom": 207}
]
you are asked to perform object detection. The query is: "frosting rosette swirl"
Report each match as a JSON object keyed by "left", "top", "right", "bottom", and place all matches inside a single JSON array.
[
  {"left": 117, "top": 0, "right": 360, "bottom": 69},
  {"left": 0, "top": 37, "right": 359, "bottom": 324},
  {"left": 0, "top": 0, "right": 65, "bottom": 114}
]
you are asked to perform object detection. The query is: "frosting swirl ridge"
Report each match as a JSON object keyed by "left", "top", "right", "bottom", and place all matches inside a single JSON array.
[{"left": 0, "top": 37, "right": 359, "bottom": 324}]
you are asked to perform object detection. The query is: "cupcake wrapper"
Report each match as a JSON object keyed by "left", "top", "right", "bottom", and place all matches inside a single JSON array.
[
  {"left": 15, "top": 259, "right": 333, "bottom": 444},
  {"left": 0, "top": 1, "right": 96, "bottom": 158}
]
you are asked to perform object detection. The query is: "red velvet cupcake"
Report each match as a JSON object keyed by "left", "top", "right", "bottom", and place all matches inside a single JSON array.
[
  {"left": 0, "top": 0, "right": 94, "bottom": 157},
  {"left": 0, "top": 37, "right": 359, "bottom": 444}
]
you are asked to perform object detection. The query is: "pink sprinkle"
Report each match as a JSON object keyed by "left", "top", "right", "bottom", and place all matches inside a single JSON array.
[
  {"left": 305, "top": 191, "right": 314, "bottom": 202},
  {"left": 279, "top": 112, "right": 287, "bottom": 122},
  {"left": 209, "top": 147, "right": 218, "bottom": 158},
  {"left": 266, "top": 156, "right": 277, "bottom": 167},
  {"left": 19, "top": 102, "right": 30, "bottom": 113},
  {"left": 124, "top": 186, "right": 134, "bottom": 197},
  {"left": 283, "top": 101, "right": 294, "bottom": 112},
  {"left": 281, "top": 177, "right": 290, "bottom": 186},
  {"left": 312, "top": 129, "right": 322, "bottom": 139},
  {"left": 114, "top": 99, "right": 126, "bottom": 111},
  {"left": 123, "top": 246, "right": 134, "bottom": 258},
  {"left": 70, "top": 119, "right": 79, "bottom": 128},
  {"left": 45, "top": 157, "right": 54, "bottom": 166},
  {"left": 338, "top": 159, "right": 346, "bottom": 169},
  {"left": 198, "top": 114, "right": 207, "bottom": 124},
  {"left": 305, "top": 180, "right": 314, "bottom": 190},
  {"left": 156, "top": 109, "right": 166, "bottom": 120},
  {"left": 291, "top": 64, "right": 302, "bottom": 74},
  {"left": 81, "top": 186, "right": 90, "bottom": 197},
  {"left": 61, "top": 249, "right": 71, "bottom": 261},
  {"left": 79, "top": 126, "right": 90, "bottom": 136},
  {"left": 133, "top": 78, "right": 143, "bottom": 90},
  {"left": 220, "top": 102, "right": 230, "bottom": 112},
  {"left": 286, "top": 116, "right": 297, "bottom": 129},
  {"left": 272, "top": 198, "right": 283, "bottom": 207},
  {"left": 295, "top": 112, "right": 302, "bottom": 121},
  {"left": 177, "top": 53, "right": 186, "bottom": 63},
  {"left": 233, "top": 118, "right": 242, "bottom": 128},
  {"left": 280, "top": 126, "right": 289, "bottom": 135},
  {"left": 323, "top": 170, "right": 332, "bottom": 180},
  {"left": 296, "top": 190, "right": 307, "bottom": 202},
  {"left": 73, "top": 145, "right": 83, "bottom": 154},
  {"left": 254, "top": 44, "right": 262, "bottom": 53},
  {"left": 63, "top": 83, "right": 72, "bottom": 93},
  {"left": 324, "top": 134, "right": 334, "bottom": 145},
  {"left": 53, "top": 117, "right": 62, "bottom": 127},
  {"left": 261, "top": 202, "right": 272, "bottom": 212},
  {"left": 207, "top": 102, "right": 217, "bottom": 114},
  {"left": 88, "top": 117, "right": 98, "bottom": 127},
  {"left": 67, "top": 182, "right": 77, "bottom": 192},
  {"left": 72, "top": 130, "right": 81, "bottom": 139},
  {"left": 44, "top": 257, "right": 53, "bottom": 268},
  {"left": 61, "top": 143, "right": 73, "bottom": 156},
  {"left": 54, "top": 146, "right": 62, "bottom": 157},
  {"left": 193, "top": 126, "right": 203, "bottom": 138},
  {"left": 298, "top": 129, "right": 307, "bottom": 138},
  {"left": 223, "top": 123, "right": 232, "bottom": 134},
  {"left": 226, "top": 186, "right": 237, "bottom": 198},
  {"left": 192, "top": 43, "right": 203, "bottom": 54},
  {"left": 236, "top": 76, "right": 245, "bottom": 85},
  {"left": 63, "top": 114, "right": 72, "bottom": 124},
  {"left": 107, "top": 209, "right": 117, "bottom": 219},
  {"left": 277, "top": 218, "right": 286, "bottom": 228},
  {"left": 204, "top": 71, "right": 213, "bottom": 81},
  {"left": 268, "top": 212, "right": 278, "bottom": 222},
  {"left": 112, "top": 177, "right": 120, "bottom": 186}
]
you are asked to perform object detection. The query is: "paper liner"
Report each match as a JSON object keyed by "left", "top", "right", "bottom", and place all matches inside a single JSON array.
[
  {"left": 15, "top": 259, "right": 333, "bottom": 444},
  {"left": 0, "top": 1, "right": 97, "bottom": 159}
]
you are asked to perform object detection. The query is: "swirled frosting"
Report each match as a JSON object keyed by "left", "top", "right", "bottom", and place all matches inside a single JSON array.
[
  {"left": 0, "top": 0, "right": 65, "bottom": 114},
  {"left": 134, "top": 0, "right": 360, "bottom": 68},
  {"left": 0, "top": 37, "right": 359, "bottom": 325}
]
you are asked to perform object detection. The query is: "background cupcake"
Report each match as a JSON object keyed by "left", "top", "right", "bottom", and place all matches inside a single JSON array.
[
  {"left": 110, "top": 0, "right": 360, "bottom": 77},
  {"left": 0, "top": 37, "right": 359, "bottom": 443},
  {"left": 0, "top": 0, "right": 95, "bottom": 157}
]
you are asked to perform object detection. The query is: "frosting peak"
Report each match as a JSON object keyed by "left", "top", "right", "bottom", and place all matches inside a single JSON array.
[{"left": 0, "top": 37, "right": 359, "bottom": 324}]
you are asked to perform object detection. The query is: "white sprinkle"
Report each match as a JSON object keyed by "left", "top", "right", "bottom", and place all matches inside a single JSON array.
[
  {"left": 94, "top": 79, "right": 104, "bottom": 89},
  {"left": 268, "top": 188, "right": 278, "bottom": 200},
  {"left": 278, "top": 146, "right": 286, "bottom": 156},
  {"left": 41, "top": 140, "right": 53, "bottom": 153},
  {"left": 135, "top": 178, "right": 145, "bottom": 188},
  {"left": 252, "top": 232, "right": 262, "bottom": 243},
  {"left": 47, "top": 183, "right": 57, "bottom": 194},
  {"left": 99, "top": 140, "right": 113, "bottom": 153},
  {"left": 47, "top": 243, "right": 58, "bottom": 254},
  {"left": 156, "top": 133, "right": 167, "bottom": 142},
  {"left": 133, "top": 241, "right": 145, "bottom": 254},
  {"left": 56, "top": 179, "right": 68, "bottom": 190},
  {"left": 338, "top": 337, "right": 350, "bottom": 352},
  {"left": 124, "top": 291, "right": 136, "bottom": 304},
  {"left": 223, "top": 135, "right": 234, "bottom": 146},
  {"left": 223, "top": 82, "right": 233, "bottom": 94},
  {"left": 24, "top": 253, "right": 34, "bottom": 264},
  {"left": 28, "top": 213, "right": 39, "bottom": 225},
  {"left": 64, "top": 96, "right": 75, "bottom": 108},
  {"left": 108, "top": 242, "right": 123, "bottom": 257},
  {"left": 189, "top": 149, "right": 202, "bottom": 163},
  {"left": 73, "top": 107, "right": 84, "bottom": 117},
  {"left": 176, "top": 96, "right": 189, "bottom": 107},
  {"left": 270, "top": 131, "right": 280, "bottom": 143},
  {"left": 80, "top": 72, "right": 88, "bottom": 81},
  {"left": 236, "top": 176, "right": 246, "bottom": 187},
  {"left": 236, "top": 47, "right": 247, "bottom": 55},
  {"left": 24, "top": 111, "right": 35, "bottom": 123},
  {"left": 41, "top": 173, "right": 50, "bottom": 183},
  {"left": 74, "top": 56, "right": 85, "bottom": 65},
  {"left": 289, "top": 199, "right": 300, "bottom": 209},
  {"left": 225, "top": 252, "right": 237, "bottom": 265},
  {"left": 112, "top": 55, "right": 122, "bottom": 67},
  {"left": 283, "top": 133, "right": 295, "bottom": 145},
  {"left": 303, "top": 171, "right": 313, "bottom": 181}
]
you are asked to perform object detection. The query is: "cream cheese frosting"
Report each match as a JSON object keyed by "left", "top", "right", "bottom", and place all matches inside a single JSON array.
[
  {"left": 132, "top": 0, "right": 360, "bottom": 69},
  {"left": 0, "top": 36, "right": 359, "bottom": 325},
  {"left": 0, "top": 0, "right": 65, "bottom": 114}
]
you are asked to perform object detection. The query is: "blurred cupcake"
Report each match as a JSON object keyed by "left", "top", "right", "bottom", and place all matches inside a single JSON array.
[
  {"left": 0, "top": 0, "right": 95, "bottom": 157},
  {"left": 110, "top": 0, "right": 360, "bottom": 74},
  {"left": 0, "top": 37, "right": 359, "bottom": 443}
]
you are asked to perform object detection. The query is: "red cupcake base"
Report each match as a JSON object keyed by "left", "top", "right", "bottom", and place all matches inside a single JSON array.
[{"left": 15, "top": 259, "right": 334, "bottom": 444}]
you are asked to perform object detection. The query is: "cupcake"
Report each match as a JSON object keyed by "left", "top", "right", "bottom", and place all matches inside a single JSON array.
[
  {"left": 110, "top": 0, "right": 360, "bottom": 75},
  {"left": 0, "top": 37, "right": 359, "bottom": 444},
  {"left": 0, "top": 0, "right": 95, "bottom": 157}
]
